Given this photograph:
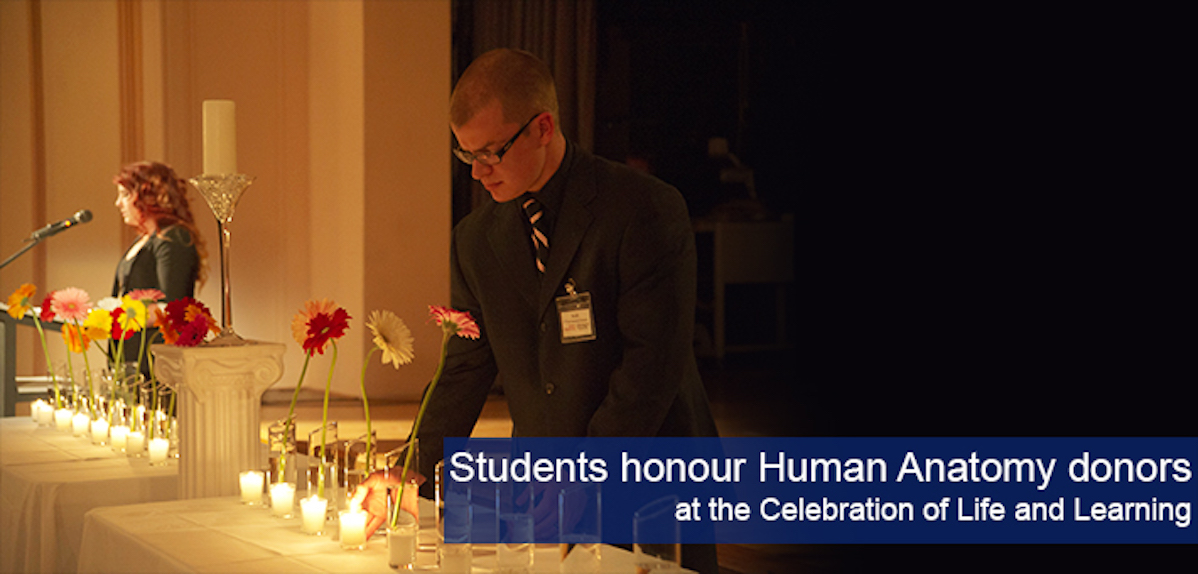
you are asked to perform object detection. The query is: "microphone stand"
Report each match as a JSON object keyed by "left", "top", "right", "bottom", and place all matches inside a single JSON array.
[{"left": 0, "top": 237, "right": 41, "bottom": 271}]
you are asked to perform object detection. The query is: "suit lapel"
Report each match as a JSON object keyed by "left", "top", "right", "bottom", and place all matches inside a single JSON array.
[
  {"left": 487, "top": 202, "right": 540, "bottom": 310},
  {"left": 537, "top": 158, "right": 595, "bottom": 316}
]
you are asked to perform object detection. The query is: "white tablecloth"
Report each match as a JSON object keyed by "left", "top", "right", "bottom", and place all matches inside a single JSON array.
[
  {"left": 78, "top": 496, "right": 694, "bottom": 573},
  {"left": 0, "top": 418, "right": 178, "bottom": 573}
]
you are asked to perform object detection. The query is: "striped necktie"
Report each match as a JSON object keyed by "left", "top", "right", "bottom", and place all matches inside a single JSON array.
[{"left": 521, "top": 194, "right": 550, "bottom": 274}]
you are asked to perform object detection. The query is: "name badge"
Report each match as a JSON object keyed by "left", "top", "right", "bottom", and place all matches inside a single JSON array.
[{"left": 556, "top": 279, "right": 596, "bottom": 344}]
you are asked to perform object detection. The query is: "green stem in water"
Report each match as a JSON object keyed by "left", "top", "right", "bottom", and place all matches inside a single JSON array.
[
  {"left": 110, "top": 334, "right": 127, "bottom": 425},
  {"left": 318, "top": 341, "right": 339, "bottom": 499},
  {"left": 144, "top": 330, "right": 162, "bottom": 439},
  {"left": 166, "top": 385, "right": 176, "bottom": 440},
  {"left": 75, "top": 321, "right": 96, "bottom": 418},
  {"left": 359, "top": 348, "right": 379, "bottom": 472},
  {"left": 278, "top": 352, "right": 312, "bottom": 483},
  {"left": 390, "top": 329, "right": 451, "bottom": 529},
  {"left": 64, "top": 345, "right": 78, "bottom": 409}
]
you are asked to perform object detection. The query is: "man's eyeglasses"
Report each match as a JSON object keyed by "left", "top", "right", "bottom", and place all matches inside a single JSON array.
[{"left": 452, "top": 113, "right": 541, "bottom": 166}]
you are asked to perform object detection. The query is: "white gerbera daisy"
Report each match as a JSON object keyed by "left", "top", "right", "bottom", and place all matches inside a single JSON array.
[{"left": 366, "top": 310, "right": 414, "bottom": 367}]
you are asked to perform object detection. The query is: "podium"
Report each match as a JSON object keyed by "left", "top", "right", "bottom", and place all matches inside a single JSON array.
[
  {"left": 152, "top": 342, "right": 284, "bottom": 499},
  {"left": 1, "top": 310, "right": 64, "bottom": 417}
]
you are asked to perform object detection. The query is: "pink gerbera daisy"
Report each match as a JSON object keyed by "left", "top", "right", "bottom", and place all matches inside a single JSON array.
[
  {"left": 127, "top": 288, "right": 165, "bottom": 302},
  {"left": 429, "top": 305, "right": 480, "bottom": 339},
  {"left": 50, "top": 287, "right": 91, "bottom": 322}
]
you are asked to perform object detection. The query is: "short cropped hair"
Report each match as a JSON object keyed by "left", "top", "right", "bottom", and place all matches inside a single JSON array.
[{"left": 451, "top": 48, "right": 559, "bottom": 131}]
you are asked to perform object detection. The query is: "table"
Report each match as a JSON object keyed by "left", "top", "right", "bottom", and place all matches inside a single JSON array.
[
  {"left": 78, "top": 496, "right": 695, "bottom": 573},
  {"left": 0, "top": 418, "right": 178, "bottom": 573}
]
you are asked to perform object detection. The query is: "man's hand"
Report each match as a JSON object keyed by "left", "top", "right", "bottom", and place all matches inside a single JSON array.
[{"left": 353, "top": 467, "right": 425, "bottom": 540}]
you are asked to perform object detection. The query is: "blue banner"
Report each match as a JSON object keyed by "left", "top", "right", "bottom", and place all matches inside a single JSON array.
[{"left": 442, "top": 437, "right": 1198, "bottom": 544}]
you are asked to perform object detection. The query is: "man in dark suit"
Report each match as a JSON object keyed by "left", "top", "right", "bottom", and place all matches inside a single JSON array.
[{"left": 365, "top": 48, "right": 719, "bottom": 573}]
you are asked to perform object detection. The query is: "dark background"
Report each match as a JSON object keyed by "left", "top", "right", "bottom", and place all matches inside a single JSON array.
[
  {"left": 594, "top": 3, "right": 1196, "bottom": 572},
  {"left": 457, "top": 2, "right": 1195, "bottom": 571},
  {"left": 591, "top": 0, "right": 1190, "bottom": 438}
]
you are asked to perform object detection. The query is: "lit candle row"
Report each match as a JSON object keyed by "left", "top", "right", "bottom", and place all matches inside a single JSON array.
[
  {"left": 248, "top": 477, "right": 371, "bottom": 550},
  {"left": 31, "top": 399, "right": 54, "bottom": 426}
]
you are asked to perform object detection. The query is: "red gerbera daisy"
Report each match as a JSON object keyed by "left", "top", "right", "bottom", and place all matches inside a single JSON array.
[{"left": 303, "top": 306, "right": 351, "bottom": 355}]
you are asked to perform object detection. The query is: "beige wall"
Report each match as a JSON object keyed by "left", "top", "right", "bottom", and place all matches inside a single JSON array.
[{"left": 1, "top": 0, "right": 451, "bottom": 402}]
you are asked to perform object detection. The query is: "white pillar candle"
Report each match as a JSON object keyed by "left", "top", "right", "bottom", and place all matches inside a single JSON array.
[
  {"left": 90, "top": 418, "right": 109, "bottom": 445},
  {"left": 339, "top": 509, "right": 368, "bottom": 549},
  {"left": 149, "top": 437, "right": 170, "bottom": 464},
  {"left": 72, "top": 412, "right": 90, "bottom": 436},
  {"left": 54, "top": 408, "right": 73, "bottom": 431},
  {"left": 240, "top": 471, "right": 265, "bottom": 505},
  {"left": 300, "top": 495, "right": 328, "bottom": 534},
  {"left": 202, "top": 100, "right": 237, "bottom": 174},
  {"left": 110, "top": 425, "right": 129, "bottom": 452},
  {"left": 31, "top": 399, "right": 46, "bottom": 422},
  {"left": 270, "top": 482, "right": 295, "bottom": 518},
  {"left": 127, "top": 430, "right": 146, "bottom": 455}
]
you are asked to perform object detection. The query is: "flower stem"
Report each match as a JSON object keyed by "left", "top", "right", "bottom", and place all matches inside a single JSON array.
[
  {"left": 31, "top": 316, "right": 59, "bottom": 408},
  {"left": 75, "top": 321, "right": 96, "bottom": 418},
  {"left": 318, "top": 341, "right": 339, "bottom": 499},
  {"left": 359, "top": 347, "right": 378, "bottom": 471},
  {"left": 391, "top": 329, "right": 451, "bottom": 529},
  {"left": 145, "top": 330, "right": 162, "bottom": 439},
  {"left": 64, "top": 343, "right": 77, "bottom": 409},
  {"left": 279, "top": 352, "right": 312, "bottom": 483}
]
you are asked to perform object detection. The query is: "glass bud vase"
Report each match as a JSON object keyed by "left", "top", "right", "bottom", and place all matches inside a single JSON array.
[
  {"left": 268, "top": 418, "right": 298, "bottom": 485},
  {"left": 387, "top": 511, "right": 418, "bottom": 570},
  {"left": 307, "top": 422, "right": 339, "bottom": 502}
]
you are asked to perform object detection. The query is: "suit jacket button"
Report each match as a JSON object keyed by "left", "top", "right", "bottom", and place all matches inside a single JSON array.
[
  {"left": 545, "top": 383, "right": 555, "bottom": 395},
  {"left": 540, "top": 322, "right": 548, "bottom": 333}
]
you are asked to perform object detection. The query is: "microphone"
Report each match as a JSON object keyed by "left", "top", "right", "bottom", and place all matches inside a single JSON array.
[{"left": 29, "top": 209, "right": 92, "bottom": 241}]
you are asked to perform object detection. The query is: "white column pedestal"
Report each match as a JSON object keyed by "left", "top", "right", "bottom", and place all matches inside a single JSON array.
[{"left": 153, "top": 342, "right": 285, "bottom": 499}]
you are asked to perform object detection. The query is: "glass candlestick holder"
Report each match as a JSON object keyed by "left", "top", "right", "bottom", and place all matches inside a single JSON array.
[{"left": 189, "top": 173, "right": 254, "bottom": 346}]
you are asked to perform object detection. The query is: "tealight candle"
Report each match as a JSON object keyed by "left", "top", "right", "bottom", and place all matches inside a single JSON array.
[
  {"left": 54, "top": 408, "right": 73, "bottom": 431},
  {"left": 34, "top": 400, "right": 53, "bottom": 426},
  {"left": 300, "top": 495, "right": 328, "bottom": 534},
  {"left": 339, "top": 509, "right": 368, "bottom": 549},
  {"left": 270, "top": 482, "right": 295, "bottom": 518},
  {"left": 72, "top": 412, "right": 89, "bottom": 436},
  {"left": 90, "top": 418, "right": 109, "bottom": 445},
  {"left": 240, "top": 471, "right": 265, "bottom": 505},
  {"left": 126, "top": 430, "right": 146, "bottom": 456},
  {"left": 148, "top": 437, "right": 169, "bottom": 464},
  {"left": 110, "top": 425, "right": 129, "bottom": 452}
]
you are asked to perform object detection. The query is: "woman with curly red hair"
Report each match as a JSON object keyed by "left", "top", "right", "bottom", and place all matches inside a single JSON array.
[{"left": 111, "top": 161, "right": 208, "bottom": 366}]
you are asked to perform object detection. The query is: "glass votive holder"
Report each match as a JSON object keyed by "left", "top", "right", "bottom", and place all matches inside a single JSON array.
[
  {"left": 497, "top": 513, "right": 534, "bottom": 573},
  {"left": 339, "top": 509, "right": 369, "bottom": 550},
  {"left": 126, "top": 430, "right": 146, "bottom": 456},
  {"left": 239, "top": 470, "right": 265, "bottom": 505},
  {"left": 54, "top": 408, "right": 73, "bottom": 432},
  {"left": 90, "top": 418, "right": 109, "bottom": 446},
  {"left": 148, "top": 437, "right": 170, "bottom": 465},
  {"left": 271, "top": 482, "right": 296, "bottom": 518},
  {"left": 109, "top": 425, "right": 129, "bottom": 453},
  {"left": 72, "top": 412, "right": 90, "bottom": 437},
  {"left": 300, "top": 495, "right": 328, "bottom": 535},
  {"left": 33, "top": 399, "right": 52, "bottom": 426}
]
